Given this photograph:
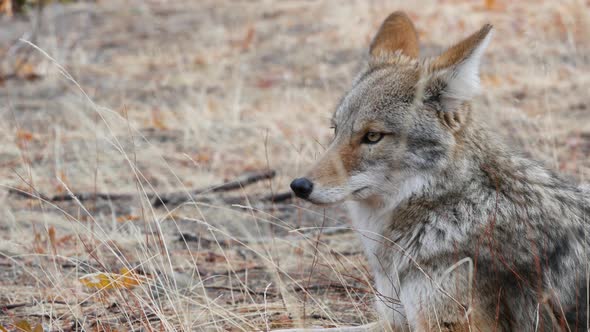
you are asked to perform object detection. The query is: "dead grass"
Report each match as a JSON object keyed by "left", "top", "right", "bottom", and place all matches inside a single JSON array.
[{"left": 0, "top": 0, "right": 589, "bottom": 330}]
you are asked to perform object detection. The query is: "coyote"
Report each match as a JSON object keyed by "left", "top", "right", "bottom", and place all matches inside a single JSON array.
[{"left": 288, "top": 11, "right": 590, "bottom": 331}]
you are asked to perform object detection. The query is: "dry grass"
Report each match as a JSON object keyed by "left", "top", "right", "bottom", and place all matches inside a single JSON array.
[{"left": 0, "top": 0, "right": 589, "bottom": 330}]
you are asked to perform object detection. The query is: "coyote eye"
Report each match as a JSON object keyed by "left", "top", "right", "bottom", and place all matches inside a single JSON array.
[{"left": 362, "top": 132, "right": 383, "bottom": 144}]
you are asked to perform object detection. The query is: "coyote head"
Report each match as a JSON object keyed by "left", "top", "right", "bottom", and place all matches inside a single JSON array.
[{"left": 291, "top": 12, "right": 493, "bottom": 206}]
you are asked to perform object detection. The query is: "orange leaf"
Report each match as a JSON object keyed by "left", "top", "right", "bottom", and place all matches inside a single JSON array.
[
  {"left": 79, "top": 272, "right": 113, "bottom": 289},
  {"left": 0, "top": 0, "right": 13, "bottom": 17},
  {"left": 118, "top": 268, "right": 142, "bottom": 288},
  {"left": 194, "top": 149, "right": 212, "bottom": 165},
  {"left": 15, "top": 59, "right": 41, "bottom": 81},
  {"left": 15, "top": 320, "right": 32, "bottom": 332},
  {"left": 48, "top": 226, "right": 57, "bottom": 253},
  {"left": 56, "top": 234, "right": 74, "bottom": 246},
  {"left": 0, "top": 325, "right": 8, "bottom": 332},
  {"left": 32, "top": 324, "right": 43, "bottom": 332},
  {"left": 194, "top": 55, "right": 207, "bottom": 66},
  {"left": 482, "top": 0, "right": 505, "bottom": 11},
  {"left": 79, "top": 268, "right": 145, "bottom": 290},
  {"left": 15, "top": 130, "right": 34, "bottom": 149},
  {"left": 48, "top": 226, "right": 56, "bottom": 245},
  {"left": 151, "top": 108, "right": 167, "bottom": 130},
  {"left": 481, "top": 74, "right": 502, "bottom": 87},
  {"left": 116, "top": 215, "right": 140, "bottom": 223},
  {"left": 33, "top": 233, "right": 44, "bottom": 254},
  {"left": 16, "top": 130, "right": 34, "bottom": 142},
  {"left": 241, "top": 26, "right": 256, "bottom": 51}
]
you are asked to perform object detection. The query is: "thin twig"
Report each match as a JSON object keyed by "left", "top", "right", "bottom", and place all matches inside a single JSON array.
[
  {"left": 8, "top": 170, "right": 280, "bottom": 207},
  {"left": 152, "top": 169, "right": 277, "bottom": 207}
]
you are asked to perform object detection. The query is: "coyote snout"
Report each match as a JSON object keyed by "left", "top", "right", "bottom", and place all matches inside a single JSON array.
[
  {"left": 290, "top": 151, "right": 358, "bottom": 204},
  {"left": 290, "top": 140, "right": 388, "bottom": 205}
]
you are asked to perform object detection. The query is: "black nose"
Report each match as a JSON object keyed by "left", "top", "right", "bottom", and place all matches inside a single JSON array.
[{"left": 290, "top": 177, "right": 314, "bottom": 199}]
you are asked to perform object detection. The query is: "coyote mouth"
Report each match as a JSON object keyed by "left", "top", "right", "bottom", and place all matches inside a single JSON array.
[{"left": 303, "top": 185, "right": 370, "bottom": 206}]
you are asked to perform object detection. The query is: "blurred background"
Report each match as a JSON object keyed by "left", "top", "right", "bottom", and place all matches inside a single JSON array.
[{"left": 1, "top": 0, "right": 589, "bottom": 331}]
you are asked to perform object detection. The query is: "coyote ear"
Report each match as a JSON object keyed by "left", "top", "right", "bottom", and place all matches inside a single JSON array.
[
  {"left": 370, "top": 11, "right": 419, "bottom": 59},
  {"left": 432, "top": 24, "right": 493, "bottom": 104}
]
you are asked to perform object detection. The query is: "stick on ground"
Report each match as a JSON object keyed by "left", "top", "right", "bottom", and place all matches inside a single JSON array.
[{"left": 8, "top": 170, "right": 282, "bottom": 208}]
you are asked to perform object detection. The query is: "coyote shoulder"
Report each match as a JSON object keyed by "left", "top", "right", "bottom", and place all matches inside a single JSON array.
[{"left": 289, "top": 11, "right": 590, "bottom": 331}]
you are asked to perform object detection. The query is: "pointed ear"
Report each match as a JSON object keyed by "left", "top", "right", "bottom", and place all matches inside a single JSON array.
[
  {"left": 370, "top": 11, "right": 419, "bottom": 59},
  {"left": 432, "top": 24, "right": 494, "bottom": 102}
]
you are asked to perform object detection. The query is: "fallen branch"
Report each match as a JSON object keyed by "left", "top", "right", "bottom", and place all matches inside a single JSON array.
[
  {"left": 203, "top": 283, "right": 369, "bottom": 298},
  {"left": 1, "top": 300, "right": 69, "bottom": 311},
  {"left": 152, "top": 169, "right": 277, "bottom": 207},
  {"left": 8, "top": 186, "right": 136, "bottom": 202},
  {"left": 261, "top": 191, "right": 293, "bottom": 203},
  {"left": 204, "top": 285, "right": 278, "bottom": 297},
  {"left": 220, "top": 190, "right": 294, "bottom": 206},
  {"left": 1, "top": 303, "right": 30, "bottom": 310},
  {"left": 295, "top": 283, "right": 370, "bottom": 294},
  {"left": 51, "top": 192, "right": 131, "bottom": 202},
  {"left": 8, "top": 170, "right": 282, "bottom": 208}
]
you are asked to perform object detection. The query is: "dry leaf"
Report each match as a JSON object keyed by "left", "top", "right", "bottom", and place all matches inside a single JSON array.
[
  {"left": 15, "top": 320, "right": 32, "bottom": 332},
  {"left": 151, "top": 108, "right": 167, "bottom": 130},
  {"left": 16, "top": 130, "right": 34, "bottom": 143},
  {"left": 116, "top": 215, "right": 141, "bottom": 223},
  {"left": 194, "top": 55, "right": 207, "bottom": 66},
  {"left": 0, "top": 325, "right": 8, "bottom": 332},
  {"left": 32, "top": 324, "right": 43, "bottom": 332},
  {"left": 256, "top": 77, "right": 276, "bottom": 89},
  {"left": 79, "top": 272, "right": 112, "bottom": 289},
  {"left": 55, "top": 234, "right": 74, "bottom": 246},
  {"left": 48, "top": 226, "right": 57, "bottom": 253},
  {"left": 0, "top": 0, "right": 13, "bottom": 17},
  {"left": 79, "top": 268, "right": 144, "bottom": 290},
  {"left": 48, "top": 226, "right": 56, "bottom": 244},
  {"left": 482, "top": 0, "right": 505, "bottom": 11},
  {"left": 481, "top": 74, "right": 502, "bottom": 87},
  {"left": 194, "top": 149, "right": 212, "bottom": 165},
  {"left": 293, "top": 246, "right": 304, "bottom": 256},
  {"left": 33, "top": 232, "right": 44, "bottom": 254},
  {"left": 118, "top": 267, "right": 142, "bottom": 288},
  {"left": 241, "top": 26, "right": 256, "bottom": 51},
  {"left": 15, "top": 59, "right": 41, "bottom": 81}
]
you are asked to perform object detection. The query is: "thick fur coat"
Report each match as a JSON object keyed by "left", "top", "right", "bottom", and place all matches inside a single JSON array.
[{"left": 287, "top": 12, "right": 590, "bottom": 331}]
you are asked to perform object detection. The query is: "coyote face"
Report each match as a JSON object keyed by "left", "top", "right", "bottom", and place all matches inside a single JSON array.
[
  {"left": 293, "top": 64, "right": 438, "bottom": 206},
  {"left": 291, "top": 13, "right": 492, "bottom": 207}
]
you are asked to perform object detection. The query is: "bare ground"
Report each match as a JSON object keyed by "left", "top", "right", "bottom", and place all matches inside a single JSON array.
[{"left": 0, "top": 0, "right": 589, "bottom": 331}]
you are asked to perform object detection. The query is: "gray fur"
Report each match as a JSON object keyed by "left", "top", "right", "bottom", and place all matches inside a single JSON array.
[{"left": 293, "top": 18, "right": 590, "bottom": 331}]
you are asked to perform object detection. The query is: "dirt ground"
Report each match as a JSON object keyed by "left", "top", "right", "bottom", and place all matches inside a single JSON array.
[{"left": 1, "top": 0, "right": 589, "bottom": 331}]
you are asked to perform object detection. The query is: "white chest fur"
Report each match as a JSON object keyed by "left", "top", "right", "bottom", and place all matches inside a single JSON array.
[
  {"left": 346, "top": 201, "right": 408, "bottom": 325},
  {"left": 344, "top": 175, "right": 430, "bottom": 326}
]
